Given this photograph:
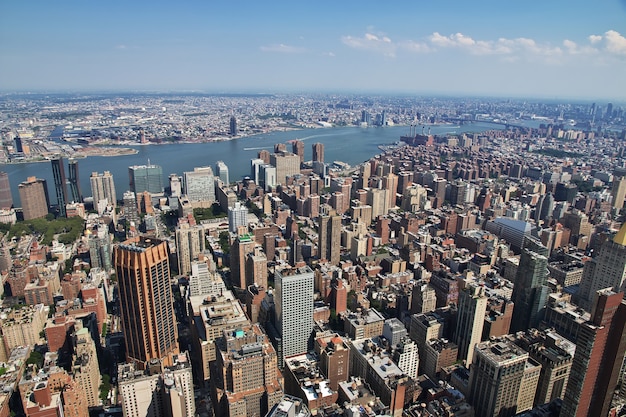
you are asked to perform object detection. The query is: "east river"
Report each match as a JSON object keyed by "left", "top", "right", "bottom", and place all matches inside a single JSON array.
[{"left": 1, "top": 122, "right": 505, "bottom": 206}]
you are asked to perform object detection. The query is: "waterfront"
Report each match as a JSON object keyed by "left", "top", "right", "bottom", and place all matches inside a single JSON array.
[{"left": 1, "top": 122, "right": 502, "bottom": 206}]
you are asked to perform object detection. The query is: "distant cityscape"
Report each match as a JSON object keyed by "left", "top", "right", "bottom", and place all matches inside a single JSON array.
[{"left": 1, "top": 92, "right": 626, "bottom": 417}]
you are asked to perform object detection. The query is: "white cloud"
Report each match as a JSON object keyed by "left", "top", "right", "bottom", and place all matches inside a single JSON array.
[
  {"left": 259, "top": 44, "right": 305, "bottom": 53},
  {"left": 341, "top": 32, "right": 397, "bottom": 57},
  {"left": 605, "top": 30, "right": 626, "bottom": 55},
  {"left": 342, "top": 29, "right": 626, "bottom": 61},
  {"left": 589, "top": 34, "right": 602, "bottom": 44}
]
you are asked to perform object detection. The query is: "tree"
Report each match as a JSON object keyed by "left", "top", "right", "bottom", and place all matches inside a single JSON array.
[
  {"left": 26, "top": 351, "right": 43, "bottom": 368},
  {"left": 100, "top": 374, "right": 111, "bottom": 402}
]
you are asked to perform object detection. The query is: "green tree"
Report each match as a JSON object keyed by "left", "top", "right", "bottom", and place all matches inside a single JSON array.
[{"left": 100, "top": 374, "right": 111, "bottom": 402}]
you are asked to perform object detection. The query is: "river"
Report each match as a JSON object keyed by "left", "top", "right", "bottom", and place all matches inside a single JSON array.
[{"left": 1, "top": 122, "right": 503, "bottom": 207}]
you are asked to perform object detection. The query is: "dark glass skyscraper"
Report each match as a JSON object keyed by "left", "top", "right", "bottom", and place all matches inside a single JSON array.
[
  {"left": 67, "top": 159, "right": 82, "bottom": 202},
  {"left": 510, "top": 237, "right": 550, "bottom": 332},
  {"left": 128, "top": 164, "right": 163, "bottom": 194},
  {"left": 51, "top": 157, "right": 67, "bottom": 217},
  {"left": 0, "top": 171, "right": 13, "bottom": 209}
]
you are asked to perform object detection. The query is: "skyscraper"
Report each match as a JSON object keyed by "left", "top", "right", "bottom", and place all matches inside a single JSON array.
[
  {"left": 90, "top": 171, "right": 117, "bottom": 208},
  {"left": 292, "top": 140, "right": 304, "bottom": 165},
  {"left": 184, "top": 166, "right": 215, "bottom": 204},
  {"left": 228, "top": 201, "right": 248, "bottom": 233},
  {"left": 561, "top": 288, "right": 626, "bottom": 417},
  {"left": 0, "top": 171, "right": 13, "bottom": 209},
  {"left": 129, "top": 164, "right": 163, "bottom": 194},
  {"left": 215, "top": 160, "right": 230, "bottom": 184},
  {"left": 275, "top": 265, "right": 314, "bottom": 366},
  {"left": 454, "top": 280, "right": 488, "bottom": 366},
  {"left": 576, "top": 223, "right": 626, "bottom": 312},
  {"left": 318, "top": 213, "right": 341, "bottom": 265},
  {"left": 510, "top": 238, "right": 550, "bottom": 332},
  {"left": 312, "top": 142, "right": 324, "bottom": 163},
  {"left": 469, "top": 339, "right": 531, "bottom": 417},
  {"left": 114, "top": 237, "right": 179, "bottom": 368},
  {"left": 229, "top": 115, "right": 237, "bottom": 136},
  {"left": 230, "top": 234, "right": 256, "bottom": 289},
  {"left": 175, "top": 223, "right": 206, "bottom": 276},
  {"left": 67, "top": 159, "right": 82, "bottom": 202},
  {"left": 18, "top": 176, "right": 49, "bottom": 220},
  {"left": 51, "top": 157, "right": 68, "bottom": 217},
  {"left": 613, "top": 177, "right": 626, "bottom": 210},
  {"left": 270, "top": 152, "right": 300, "bottom": 185}
]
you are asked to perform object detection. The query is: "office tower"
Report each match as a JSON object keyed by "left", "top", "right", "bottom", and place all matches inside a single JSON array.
[
  {"left": 454, "top": 281, "right": 488, "bottom": 366},
  {"left": 90, "top": 171, "right": 117, "bottom": 209},
  {"left": 129, "top": 164, "right": 163, "bottom": 194},
  {"left": 562, "top": 289, "right": 626, "bottom": 417},
  {"left": 230, "top": 234, "right": 256, "bottom": 288},
  {"left": 259, "top": 164, "right": 277, "bottom": 190},
  {"left": 215, "top": 324, "right": 284, "bottom": 416},
  {"left": 18, "top": 176, "right": 49, "bottom": 220},
  {"left": 228, "top": 202, "right": 248, "bottom": 233},
  {"left": 534, "top": 192, "right": 554, "bottom": 225},
  {"left": 612, "top": 177, "right": 626, "bottom": 210},
  {"left": 275, "top": 265, "right": 314, "bottom": 366},
  {"left": 606, "top": 102, "right": 614, "bottom": 120},
  {"left": 246, "top": 246, "right": 268, "bottom": 288},
  {"left": 114, "top": 237, "right": 179, "bottom": 368},
  {"left": 510, "top": 238, "right": 549, "bottom": 332},
  {"left": 215, "top": 160, "right": 230, "bottom": 184},
  {"left": 229, "top": 115, "right": 237, "bottom": 135},
  {"left": 72, "top": 327, "right": 102, "bottom": 407},
  {"left": 122, "top": 190, "right": 139, "bottom": 225},
  {"left": 14, "top": 135, "right": 23, "bottom": 153},
  {"left": 576, "top": 223, "right": 626, "bottom": 312},
  {"left": 51, "top": 157, "right": 68, "bottom": 216},
  {"left": 0, "top": 172, "right": 13, "bottom": 209},
  {"left": 392, "top": 338, "right": 419, "bottom": 380},
  {"left": 184, "top": 166, "right": 215, "bottom": 204},
  {"left": 312, "top": 142, "right": 324, "bottom": 163},
  {"left": 270, "top": 152, "right": 300, "bottom": 185},
  {"left": 88, "top": 230, "right": 112, "bottom": 271},
  {"left": 318, "top": 213, "right": 341, "bottom": 265},
  {"left": 67, "top": 159, "right": 82, "bottom": 202},
  {"left": 168, "top": 174, "right": 182, "bottom": 197},
  {"left": 175, "top": 223, "right": 206, "bottom": 276},
  {"left": 118, "top": 353, "right": 194, "bottom": 417},
  {"left": 469, "top": 339, "right": 531, "bottom": 417},
  {"left": 292, "top": 140, "right": 304, "bottom": 165},
  {"left": 411, "top": 283, "right": 437, "bottom": 314}
]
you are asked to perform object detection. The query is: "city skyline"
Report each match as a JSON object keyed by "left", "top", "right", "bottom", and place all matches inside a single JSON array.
[{"left": 1, "top": 1, "right": 625, "bottom": 99}]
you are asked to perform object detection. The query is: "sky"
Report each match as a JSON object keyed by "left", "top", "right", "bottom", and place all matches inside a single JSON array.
[{"left": 1, "top": 0, "right": 626, "bottom": 100}]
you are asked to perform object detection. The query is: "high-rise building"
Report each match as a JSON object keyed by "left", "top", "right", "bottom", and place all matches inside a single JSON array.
[
  {"left": 72, "top": 327, "right": 102, "bottom": 407},
  {"left": 215, "top": 160, "right": 230, "bottom": 184},
  {"left": 469, "top": 339, "right": 531, "bottom": 417},
  {"left": 67, "top": 159, "right": 82, "bottom": 202},
  {"left": 411, "top": 283, "right": 437, "bottom": 314},
  {"left": 90, "top": 171, "right": 117, "bottom": 209},
  {"left": 312, "top": 143, "right": 324, "bottom": 163},
  {"left": 270, "top": 152, "right": 300, "bottom": 185},
  {"left": 454, "top": 281, "right": 488, "bottom": 366},
  {"left": 292, "top": 140, "right": 304, "bottom": 165},
  {"left": 318, "top": 214, "right": 341, "bottom": 265},
  {"left": 229, "top": 115, "right": 237, "bottom": 136},
  {"left": 368, "top": 188, "right": 389, "bottom": 220},
  {"left": 129, "top": 164, "right": 163, "bottom": 194},
  {"left": 612, "top": 177, "right": 626, "bottom": 210},
  {"left": 510, "top": 238, "right": 549, "bottom": 332},
  {"left": 114, "top": 237, "right": 179, "bottom": 368},
  {"left": 0, "top": 171, "right": 13, "bottom": 209},
  {"left": 228, "top": 202, "right": 248, "bottom": 233},
  {"left": 118, "top": 352, "right": 194, "bottom": 417},
  {"left": 18, "top": 176, "right": 49, "bottom": 220},
  {"left": 175, "top": 223, "right": 206, "bottom": 276},
  {"left": 575, "top": 223, "right": 626, "bottom": 312},
  {"left": 168, "top": 173, "right": 182, "bottom": 197},
  {"left": 51, "top": 157, "right": 68, "bottom": 216},
  {"left": 562, "top": 289, "right": 626, "bottom": 417},
  {"left": 246, "top": 247, "right": 268, "bottom": 288},
  {"left": 214, "top": 324, "right": 284, "bottom": 416},
  {"left": 184, "top": 166, "right": 215, "bottom": 204},
  {"left": 14, "top": 135, "right": 23, "bottom": 153},
  {"left": 230, "top": 234, "right": 256, "bottom": 289},
  {"left": 275, "top": 265, "right": 314, "bottom": 366}
]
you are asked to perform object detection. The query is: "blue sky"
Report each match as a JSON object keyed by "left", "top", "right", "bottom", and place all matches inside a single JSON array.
[{"left": 1, "top": 0, "right": 625, "bottom": 99}]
